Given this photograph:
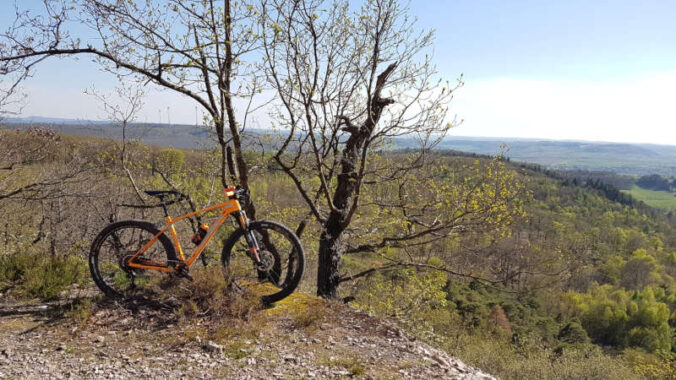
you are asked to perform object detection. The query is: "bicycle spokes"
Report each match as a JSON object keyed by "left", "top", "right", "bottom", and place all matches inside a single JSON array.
[
  {"left": 223, "top": 222, "right": 303, "bottom": 302},
  {"left": 92, "top": 223, "right": 172, "bottom": 297}
]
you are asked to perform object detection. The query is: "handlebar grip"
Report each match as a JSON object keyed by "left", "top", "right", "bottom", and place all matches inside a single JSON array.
[{"left": 225, "top": 186, "right": 250, "bottom": 202}]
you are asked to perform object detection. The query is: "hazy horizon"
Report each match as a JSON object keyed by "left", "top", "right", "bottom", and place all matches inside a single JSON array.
[
  {"left": 7, "top": 114, "right": 676, "bottom": 149},
  {"left": 2, "top": 1, "right": 676, "bottom": 145}
]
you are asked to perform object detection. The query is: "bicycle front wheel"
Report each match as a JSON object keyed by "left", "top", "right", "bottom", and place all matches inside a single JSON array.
[
  {"left": 89, "top": 220, "right": 177, "bottom": 298},
  {"left": 221, "top": 220, "right": 305, "bottom": 304}
]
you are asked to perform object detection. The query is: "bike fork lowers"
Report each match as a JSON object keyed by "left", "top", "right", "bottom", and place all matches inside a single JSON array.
[{"left": 236, "top": 211, "right": 261, "bottom": 263}]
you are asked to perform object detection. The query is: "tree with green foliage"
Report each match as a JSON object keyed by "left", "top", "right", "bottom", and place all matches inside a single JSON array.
[
  {"left": 621, "top": 249, "right": 657, "bottom": 290},
  {"left": 259, "top": 0, "right": 527, "bottom": 298},
  {"left": 637, "top": 174, "right": 672, "bottom": 192},
  {"left": 562, "top": 285, "right": 672, "bottom": 352}
]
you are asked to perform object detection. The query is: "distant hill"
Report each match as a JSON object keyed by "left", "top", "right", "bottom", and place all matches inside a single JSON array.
[
  {"left": 4, "top": 117, "right": 676, "bottom": 176},
  {"left": 411, "top": 137, "right": 676, "bottom": 176},
  {"left": 3, "top": 117, "right": 215, "bottom": 149},
  {"left": 4, "top": 116, "right": 111, "bottom": 125}
]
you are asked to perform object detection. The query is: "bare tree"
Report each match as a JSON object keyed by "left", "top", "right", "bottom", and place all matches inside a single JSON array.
[
  {"left": 0, "top": 0, "right": 264, "bottom": 214},
  {"left": 0, "top": 3, "right": 50, "bottom": 121},
  {"left": 86, "top": 83, "right": 147, "bottom": 203},
  {"left": 258, "top": 0, "right": 524, "bottom": 298},
  {"left": 0, "top": 129, "right": 86, "bottom": 200},
  {"left": 0, "top": 68, "right": 27, "bottom": 122},
  {"left": 0, "top": 127, "right": 105, "bottom": 258}
]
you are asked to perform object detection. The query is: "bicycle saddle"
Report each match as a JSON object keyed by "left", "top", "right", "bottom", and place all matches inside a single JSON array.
[{"left": 144, "top": 190, "right": 181, "bottom": 198}]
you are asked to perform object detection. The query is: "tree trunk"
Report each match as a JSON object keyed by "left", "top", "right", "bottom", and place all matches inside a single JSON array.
[
  {"left": 317, "top": 213, "right": 346, "bottom": 298},
  {"left": 317, "top": 64, "right": 398, "bottom": 298},
  {"left": 213, "top": 119, "right": 230, "bottom": 189},
  {"left": 229, "top": 126, "right": 258, "bottom": 219},
  {"left": 316, "top": 119, "right": 366, "bottom": 298}
]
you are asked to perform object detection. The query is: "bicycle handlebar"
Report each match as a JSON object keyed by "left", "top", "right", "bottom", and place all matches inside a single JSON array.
[{"left": 225, "top": 186, "right": 250, "bottom": 204}]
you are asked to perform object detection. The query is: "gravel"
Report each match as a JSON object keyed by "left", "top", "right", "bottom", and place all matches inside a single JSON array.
[{"left": 0, "top": 298, "right": 495, "bottom": 379}]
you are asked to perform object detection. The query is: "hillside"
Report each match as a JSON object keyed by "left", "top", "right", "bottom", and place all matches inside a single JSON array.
[
  {"left": 1, "top": 129, "right": 675, "bottom": 379},
  {"left": 5, "top": 118, "right": 676, "bottom": 176}
]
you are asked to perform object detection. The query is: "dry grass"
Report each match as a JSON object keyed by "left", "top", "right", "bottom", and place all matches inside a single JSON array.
[
  {"left": 65, "top": 298, "right": 95, "bottom": 326},
  {"left": 168, "top": 266, "right": 263, "bottom": 321},
  {"left": 0, "top": 316, "right": 41, "bottom": 334},
  {"left": 318, "top": 352, "right": 367, "bottom": 376},
  {"left": 154, "top": 266, "right": 276, "bottom": 347}
]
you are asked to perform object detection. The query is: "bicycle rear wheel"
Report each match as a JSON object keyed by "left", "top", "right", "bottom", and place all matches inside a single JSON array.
[
  {"left": 89, "top": 220, "right": 177, "bottom": 298},
  {"left": 221, "top": 220, "right": 305, "bottom": 304}
]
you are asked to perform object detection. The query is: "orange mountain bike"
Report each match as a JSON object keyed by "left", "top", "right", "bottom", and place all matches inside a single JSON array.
[{"left": 88, "top": 186, "right": 305, "bottom": 304}]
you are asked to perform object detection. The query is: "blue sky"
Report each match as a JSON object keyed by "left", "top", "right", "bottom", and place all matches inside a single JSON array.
[
  {"left": 421, "top": 1, "right": 676, "bottom": 80},
  {"left": 2, "top": 0, "right": 676, "bottom": 144}
]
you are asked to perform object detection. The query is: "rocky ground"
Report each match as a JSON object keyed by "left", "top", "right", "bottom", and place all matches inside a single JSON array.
[{"left": 0, "top": 290, "right": 495, "bottom": 379}]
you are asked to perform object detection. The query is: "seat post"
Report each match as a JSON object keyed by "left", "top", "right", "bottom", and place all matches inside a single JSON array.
[{"left": 159, "top": 196, "right": 169, "bottom": 217}]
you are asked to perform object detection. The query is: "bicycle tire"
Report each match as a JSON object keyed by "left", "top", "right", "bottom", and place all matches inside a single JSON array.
[
  {"left": 221, "top": 220, "right": 305, "bottom": 304},
  {"left": 89, "top": 220, "right": 177, "bottom": 298}
]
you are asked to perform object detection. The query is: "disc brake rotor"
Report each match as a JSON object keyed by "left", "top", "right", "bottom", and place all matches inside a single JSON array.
[{"left": 256, "top": 250, "right": 275, "bottom": 272}]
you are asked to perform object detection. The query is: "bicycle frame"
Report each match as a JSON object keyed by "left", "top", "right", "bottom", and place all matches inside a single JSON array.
[{"left": 126, "top": 189, "right": 257, "bottom": 272}]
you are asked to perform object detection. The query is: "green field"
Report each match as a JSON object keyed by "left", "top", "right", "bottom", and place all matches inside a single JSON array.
[{"left": 623, "top": 185, "right": 676, "bottom": 211}]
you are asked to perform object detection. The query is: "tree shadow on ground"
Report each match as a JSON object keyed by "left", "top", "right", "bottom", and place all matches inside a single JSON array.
[{"left": 0, "top": 290, "right": 182, "bottom": 334}]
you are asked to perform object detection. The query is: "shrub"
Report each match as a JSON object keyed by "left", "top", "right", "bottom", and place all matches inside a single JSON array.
[
  {"left": 627, "top": 326, "right": 671, "bottom": 353},
  {"left": 167, "top": 266, "right": 263, "bottom": 322},
  {"left": 353, "top": 266, "right": 448, "bottom": 322},
  {"left": 624, "top": 348, "right": 676, "bottom": 380},
  {"left": 66, "top": 298, "right": 95, "bottom": 325},
  {"left": 0, "top": 252, "right": 88, "bottom": 300},
  {"left": 448, "top": 331, "right": 640, "bottom": 380},
  {"left": 557, "top": 321, "right": 590, "bottom": 344}
]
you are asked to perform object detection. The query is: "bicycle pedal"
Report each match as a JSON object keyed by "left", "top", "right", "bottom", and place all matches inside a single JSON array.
[{"left": 175, "top": 268, "right": 194, "bottom": 282}]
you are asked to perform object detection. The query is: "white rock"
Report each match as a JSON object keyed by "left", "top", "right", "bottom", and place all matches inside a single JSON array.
[{"left": 202, "top": 341, "right": 223, "bottom": 353}]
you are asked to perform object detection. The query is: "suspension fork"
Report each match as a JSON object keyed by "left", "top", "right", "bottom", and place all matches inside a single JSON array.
[{"left": 236, "top": 211, "right": 261, "bottom": 263}]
